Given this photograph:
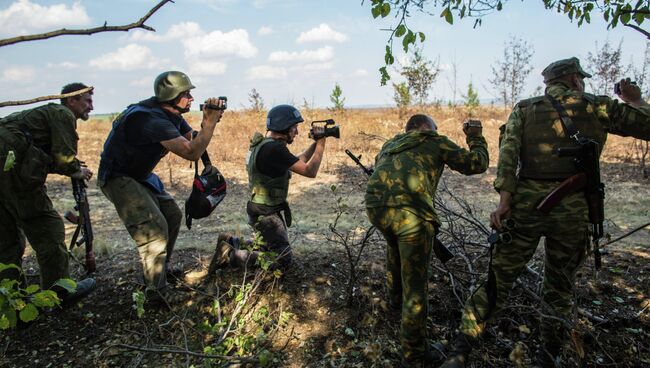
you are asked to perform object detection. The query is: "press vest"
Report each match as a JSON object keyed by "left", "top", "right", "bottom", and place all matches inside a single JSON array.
[
  {"left": 518, "top": 92, "right": 607, "bottom": 179},
  {"left": 247, "top": 133, "right": 290, "bottom": 206}
]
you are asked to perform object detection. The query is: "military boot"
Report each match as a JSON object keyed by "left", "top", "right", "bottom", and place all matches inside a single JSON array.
[
  {"left": 400, "top": 341, "right": 447, "bottom": 367},
  {"left": 439, "top": 333, "right": 477, "bottom": 368},
  {"left": 206, "top": 235, "right": 235, "bottom": 276},
  {"left": 60, "top": 278, "right": 97, "bottom": 307}
]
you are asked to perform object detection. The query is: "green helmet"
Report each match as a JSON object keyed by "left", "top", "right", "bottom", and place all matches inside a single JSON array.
[{"left": 154, "top": 71, "right": 195, "bottom": 102}]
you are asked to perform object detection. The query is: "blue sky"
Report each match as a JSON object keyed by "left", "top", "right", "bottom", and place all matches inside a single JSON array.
[{"left": 0, "top": 0, "right": 647, "bottom": 114}]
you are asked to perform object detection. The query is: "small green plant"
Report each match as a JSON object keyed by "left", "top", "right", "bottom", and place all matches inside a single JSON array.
[
  {"left": 0, "top": 263, "right": 75, "bottom": 329},
  {"left": 329, "top": 82, "right": 346, "bottom": 111},
  {"left": 463, "top": 81, "right": 480, "bottom": 118},
  {"left": 132, "top": 290, "right": 145, "bottom": 318}
]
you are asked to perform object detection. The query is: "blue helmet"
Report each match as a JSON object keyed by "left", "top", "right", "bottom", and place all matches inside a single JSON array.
[{"left": 266, "top": 104, "right": 304, "bottom": 132}]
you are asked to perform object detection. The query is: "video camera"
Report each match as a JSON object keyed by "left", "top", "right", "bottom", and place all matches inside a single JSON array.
[
  {"left": 308, "top": 119, "right": 340, "bottom": 139},
  {"left": 614, "top": 80, "right": 636, "bottom": 95},
  {"left": 199, "top": 96, "right": 228, "bottom": 111}
]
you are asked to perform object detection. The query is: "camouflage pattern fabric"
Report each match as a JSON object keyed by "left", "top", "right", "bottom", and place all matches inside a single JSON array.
[
  {"left": 0, "top": 104, "right": 81, "bottom": 289},
  {"left": 365, "top": 129, "right": 488, "bottom": 363},
  {"left": 100, "top": 176, "right": 182, "bottom": 290},
  {"left": 459, "top": 81, "right": 650, "bottom": 355}
]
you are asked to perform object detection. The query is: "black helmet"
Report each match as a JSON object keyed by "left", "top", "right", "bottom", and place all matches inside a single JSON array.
[
  {"left": 185, "top": 153, "right": 227, "bottom": 229},
  {"left": 266, "top": 104, "right": 304, "bottom": 132}
]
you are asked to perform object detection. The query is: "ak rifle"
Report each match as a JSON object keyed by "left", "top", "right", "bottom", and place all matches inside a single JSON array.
[{"left": 64, "top": 178, "right": 96, "bottom": 273}]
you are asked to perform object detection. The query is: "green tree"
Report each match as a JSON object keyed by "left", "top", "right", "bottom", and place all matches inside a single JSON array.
[
  {"left": 329, "top": 83, "right": 346, "bottom": 111},
  {"left": 399, "top": 48, "right": 441, "bottom": 106},
  {"left": 248, "top": 88, "right": 265, "bottom": 112},
  {"left": 365, "top": 0, "right": 650, "bottom": 84},
  {"left": 488, "top": 36, "right": 534, "bottom": 109},
  {"left": 392, "top": 81, "right": 412, "bottom": 117},
  {"left": 463, "top": 81, "right": 480, "bottom": 117}
]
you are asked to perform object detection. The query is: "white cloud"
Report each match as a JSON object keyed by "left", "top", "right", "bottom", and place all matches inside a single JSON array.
[
  {"left": 269, "top": 46, "right": 334, "bottom": 63},
  {"left": 130, "top": 77, "right": 151, "bottom": 87},
  {"left": 89, "top": 44, "right": 167, "bottom": 71},
  {"left": 128, "top": 22, "right": 203, "bottom": 42},
  {"left": 188, "top": 60, "right": 227, "bottom": 76},
  {"left": 351, "top": 68, "right": 369, "bottom": 77},
  {"left": 252, "top": 0, "right": 271, "bottom": 9},
  {"left": 247, "top": 65, "right": 287, "bottom": 80},
  {"left": 296, "top": 23, "right": 348, "bottom": 44},
  {"left": 46, "top": 61, "right": 80, "bottom": 69},
  {"left": 257, "top": 26, "right": 273, "bottom": 36},
  {"left": 2, "top": 66, "right": 35, "bottom": 82},
  {"left": 300, "top": 62, "right": 333, "bottom": 71},
  {"left": 184, "top": 29, "right": 257, "bottom": 59},
  {"left": 0, "top": 0, "right": 91, "bottom": 36}
]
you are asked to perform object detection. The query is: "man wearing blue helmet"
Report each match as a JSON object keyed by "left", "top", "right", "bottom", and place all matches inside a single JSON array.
[{"left": 212, "top": 104, "right": 328, "bottom": 271}]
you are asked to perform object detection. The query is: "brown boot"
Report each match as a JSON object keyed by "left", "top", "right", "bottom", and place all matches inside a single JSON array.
[
  {"left": 206, "top": 237, "right": 235, "bottom": 276},
  {"left": 439, "top": 334, "right": 477, "bottom": 368}
]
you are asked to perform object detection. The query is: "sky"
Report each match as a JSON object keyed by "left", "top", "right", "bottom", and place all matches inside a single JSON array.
[{"left": 0, "top": 0, "right": 647, "bottom": 114}]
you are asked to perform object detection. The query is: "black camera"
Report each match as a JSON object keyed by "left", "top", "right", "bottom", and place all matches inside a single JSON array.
[
  {"left": 614, "top": 81, "right": 636, "bottom": 95},
  {"left": 462, "top": 119, "right": 482, "bottom": 133},
  {"left": 199, "top": 96, "right": 228, "bottom": 111},
  {"left": 309, "top": 119, "right": 340, "bottom": 139}
]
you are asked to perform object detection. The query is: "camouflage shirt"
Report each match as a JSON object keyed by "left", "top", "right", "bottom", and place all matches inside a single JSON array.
[
  {"left": 0, "top": 103, "right": 80, "bottom": 176},
  {"left": 365, "top": 130, "right": 488, "bottom": 224},
  {"left": 495, "top": 82, "right": 650, "bottom": 194}
]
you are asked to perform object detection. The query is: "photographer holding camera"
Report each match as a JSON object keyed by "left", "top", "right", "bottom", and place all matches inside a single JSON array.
[
  {"left": 98, "top": 71, "right": 225, "bottom": 302},
  {"left": 211, "top": 104, "right": 333, "bottom": 271},
  {"left": 365, "top": 114, "right": 488, "bottom": 367}
]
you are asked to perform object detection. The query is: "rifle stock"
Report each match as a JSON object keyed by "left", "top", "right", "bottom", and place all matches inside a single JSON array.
[{"left": 535, "top": 173, "right": 587, "bottom": 214}]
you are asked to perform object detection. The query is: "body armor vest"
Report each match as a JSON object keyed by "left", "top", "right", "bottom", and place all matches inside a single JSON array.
[
  {"left": 518, "top": 93, "right": 607, "bottom": 179},
  {"left": 247, "top": 133, "right": 290, "bottom": 206}
]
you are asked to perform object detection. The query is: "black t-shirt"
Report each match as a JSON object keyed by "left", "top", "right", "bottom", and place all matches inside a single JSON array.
[{"left": 256, "top": 140, "right": 299, "bottom": 178}]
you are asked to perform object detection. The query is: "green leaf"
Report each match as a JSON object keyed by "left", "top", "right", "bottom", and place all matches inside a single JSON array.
[
  {"left": 371, "top": 5, "right": 381, "bottom": 19},
  {"left": 379, "top": 66, "right": 391, "bottom": 86},
  {"left": 497, "top": 1, "right": 503, "bottom": 11},
  {"left": 25, "top": 285, "right": 40, "bottom": 294},
  {"left": 384, "top": 49, "right": 394, "bottom": 65},
  {"left": 345, "top": 327, "right": 355, "bottom": 337},
  {"left": 0, "top": 315, "right": 9, "bottom": 330},
  {"left": 592, "top": 300, "right": 603, "bottom": 305},
  {"left": 19, "top": 303, "right": 38, "bottom": 322},
  {"left": 635, "top": 12, "right": 645, "bottom": 25},
  {"left": 32, "top": 290, "right": 60, "bottom": 308},
  {"left": 441, "top": 8, "right": 454, "bottom": 24},
  {"left": 418, "top": 32, "right": 426, "bottom": 42},
  {"left": 381, "top": 3, "right": 391, "bottom": 17},
  {"left": 395, "top": 24, "right": 406, "bottom": 38},
  {"left": 613, "top": 296, "right": 625, "bottom": 303},
  {"left": 621, "top": 12, "right": 631, "bottom": 24},
  {"left": 258, "top": 349, "right": 273, "bottom": 367},
  {"left": 330, "top": 184, "right": 337, "bottom": 192},
  {"left": 53, "top": 278, "right": 76, "bottom": 293},
  {"left": 0, "top": 263, "right": 19, "bottom": 273}
]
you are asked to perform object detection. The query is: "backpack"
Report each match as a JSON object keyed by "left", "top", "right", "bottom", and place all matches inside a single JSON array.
[{"left": 184, "top": 150, "right": 227, "bottom": 229}]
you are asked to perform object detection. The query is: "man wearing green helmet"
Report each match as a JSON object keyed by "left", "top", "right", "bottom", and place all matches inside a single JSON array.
[
  {"left": 211, "top": 104, "right": 330, "bottom": 271},
  {"left": 98, "top": 71, "right": 225, "bottom": 302}
]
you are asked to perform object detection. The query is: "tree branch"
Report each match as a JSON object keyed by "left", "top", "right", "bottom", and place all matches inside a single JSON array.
[
  {"left": 0, "top": 0, "right": 174, "bottom": 47},
  {"left": 0, "top": 86, "right": 94, "bottom": 108},
  {"left": 623, "top": 23, "right": 650, "bottom": 40}
]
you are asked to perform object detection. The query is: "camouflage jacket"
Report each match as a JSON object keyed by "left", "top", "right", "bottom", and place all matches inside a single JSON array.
[
  {"left": 496, "top": 82, "right": 650, "bottom": 194},
  {"left": 0, "top": 103, "right": 80, "bottom": 176},
  {"left": 365, "top": 130, "right": 488, "bottom": 224}
]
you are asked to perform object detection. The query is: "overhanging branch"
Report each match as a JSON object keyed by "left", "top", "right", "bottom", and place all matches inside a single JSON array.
[
  {"left": 0, "top": 86, "right": 94, "bottom": 108},
  {"left": 0, "top": 0, "right": 174, "bottom": 47}
]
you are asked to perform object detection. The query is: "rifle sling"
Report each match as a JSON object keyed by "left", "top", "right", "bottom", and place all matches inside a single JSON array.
[{"left": 545, "top": 94, "right": 582, "bottom": 142}]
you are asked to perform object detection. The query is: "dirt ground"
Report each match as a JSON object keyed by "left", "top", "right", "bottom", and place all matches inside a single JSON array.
[{"left": 2, "top": 108, "right": 650, "bottom": 367}]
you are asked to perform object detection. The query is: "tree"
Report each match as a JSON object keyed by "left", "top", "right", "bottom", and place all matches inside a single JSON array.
[
  {"left": 248, "top": 88, "right": 265, "bottom": 112},
  {"left": 364, "top": 0, "right": 650, "bottom": 84},
  {"left": 392, "top": 81, "right": 412, "bottom": 118},
  {"left": 446, "top": 55, "right": 460, "bottom": 109},
  {"left": 463, "top": 81, "right": 480, "bottom": 117},
  {"left": 586, "top": 39, "right": 629, "bottom": 95},
  {"left": 488, "top": 36, "right": 534, "bottom": 109},
  {"left": 329, "top": 83, "right": 346, "bottom": 111},
  {"left": 399, "top": 48, "right": 441, "bottom": 106}
]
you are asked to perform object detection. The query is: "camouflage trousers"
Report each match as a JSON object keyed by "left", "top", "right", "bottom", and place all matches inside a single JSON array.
[
  {"left": 459, "top": 179, "right": 590, "bottom": 353},
  {"left": 0, "top": 183, "right": 70, "bottom": 289},
  {"left": 100, "top": 176, "right": 182, "bottom": 291},
  {"left": 366, "top": 207, "right": 435, "bottom": 363}
]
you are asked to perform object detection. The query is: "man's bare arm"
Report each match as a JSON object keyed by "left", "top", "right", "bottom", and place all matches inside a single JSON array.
[{"left": 290, "top": 139, "right": 326, "bottom": 178}]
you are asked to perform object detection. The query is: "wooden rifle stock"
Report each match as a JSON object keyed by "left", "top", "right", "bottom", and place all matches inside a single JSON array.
[{"left": 535, "top": 173, "right": 587, "bottom": 214}]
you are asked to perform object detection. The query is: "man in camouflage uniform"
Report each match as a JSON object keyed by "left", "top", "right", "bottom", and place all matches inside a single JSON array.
[
  {"left": 440, "top": 57, "right": 650, "bottom": 368},
  {"left": 212, "top": 105, "right": 330, "bottom": 271},
  {"left": 0, "top": 83, "right": 96, "bottom": 304},
  {"left": 365, "top": 114, "right": 489, "bottom": 367},
  {"left": 98, "top": 71, "right": 224, "bottom": 300}
]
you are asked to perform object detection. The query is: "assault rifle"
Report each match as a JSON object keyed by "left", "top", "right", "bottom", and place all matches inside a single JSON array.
[
  {"left": 345, "top": 149, "right": 454, "bottom": 263},
  {"left": 64, "top": 178, "right": 96, "bottom": 273},
  {"left": 536, "top": 138, "right": 605, "bottom": 268}
]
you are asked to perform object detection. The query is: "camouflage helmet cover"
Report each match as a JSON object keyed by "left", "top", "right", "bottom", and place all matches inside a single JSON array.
[
  {"left": 541, "top": 57, "right": 592, "bottom": 83},
  {"left": 154, "top": 71, "right": 196, "bottom": 102}
]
